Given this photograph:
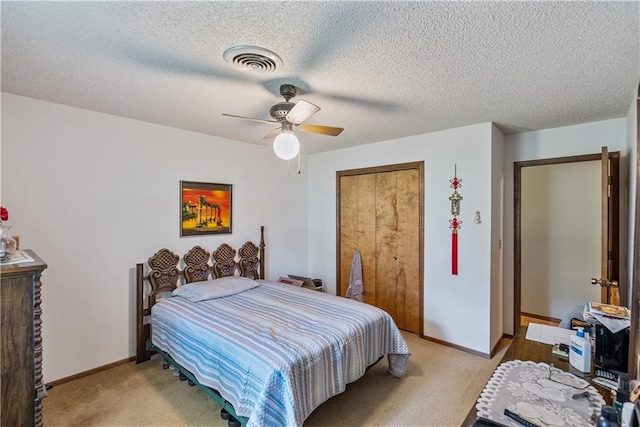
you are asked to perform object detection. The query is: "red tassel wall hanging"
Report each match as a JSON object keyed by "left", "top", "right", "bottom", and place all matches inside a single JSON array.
[{"left": 449, "top": 165, "right": 463, "bottom": 275}]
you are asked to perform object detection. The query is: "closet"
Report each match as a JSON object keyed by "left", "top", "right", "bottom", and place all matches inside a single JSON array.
[{"left": 337, "top": 161, "right": 423, "bottom": 334}]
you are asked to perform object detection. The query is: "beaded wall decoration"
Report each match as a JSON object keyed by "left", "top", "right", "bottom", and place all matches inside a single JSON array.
[{"left": 449, "top": 165, "right": 463, "bottom": 275}]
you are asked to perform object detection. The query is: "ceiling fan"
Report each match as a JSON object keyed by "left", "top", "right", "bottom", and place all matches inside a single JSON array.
[{"left": 222, "top": 84, "right": 344, "bottom": 159}]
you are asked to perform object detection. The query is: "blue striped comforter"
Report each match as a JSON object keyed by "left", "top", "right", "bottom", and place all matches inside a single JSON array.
[{"left": 151, "top": 281, "right": 411, "bottom": 427}]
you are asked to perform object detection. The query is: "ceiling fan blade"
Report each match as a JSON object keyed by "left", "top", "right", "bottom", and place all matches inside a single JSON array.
[
  {"left": 297, "top": 123, "right": 344, "bottom": 137},
  {"left": 286, "top": 100, "right": 320, "bottom": 125},
  {"left": 120, "top": 43, "right": 249, "bottom": 84},
  {"left": 298, "top": 3, "right": 375, "bottom": 72},
  {"left": 263, "top": 127, "right": 281, "bottom": 140},
  {"left": 222, "top": 113, "right": 276, "bottom": 125}
]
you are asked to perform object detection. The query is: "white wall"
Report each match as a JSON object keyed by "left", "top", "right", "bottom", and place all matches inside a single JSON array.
[
  {"left": 307, "top": 123, "right": 498, "bottom": 354},
  {"left": 4, "top": 92, "right": 634, "bottom": 381},
  {"left": 1, "top": 93, "right": 308, "bottom": 383},
  {"left": 503, "top": 118, "right": 629, "bottom": 335}
]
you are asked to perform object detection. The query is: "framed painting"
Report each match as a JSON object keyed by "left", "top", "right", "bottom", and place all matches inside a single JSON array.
[{"left": 180, "top": 181, "right": 232, "bottom": 236}]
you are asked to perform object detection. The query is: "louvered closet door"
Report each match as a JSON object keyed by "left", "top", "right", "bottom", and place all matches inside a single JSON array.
[{"left": 338, "top": 167, "right": 421, "bottom": 334}]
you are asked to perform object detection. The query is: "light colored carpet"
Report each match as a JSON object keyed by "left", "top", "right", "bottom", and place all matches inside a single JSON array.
[{"left": 43, "top": 332, "right": 509, "bottom": 426}]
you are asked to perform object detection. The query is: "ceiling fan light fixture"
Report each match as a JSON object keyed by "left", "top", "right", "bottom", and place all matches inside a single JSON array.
[
  {"left": 273, "top": 131, "right": 300, "bottom": 160},
  {"left": 223, "top": 45, "right": 283, "bottom": 74}
]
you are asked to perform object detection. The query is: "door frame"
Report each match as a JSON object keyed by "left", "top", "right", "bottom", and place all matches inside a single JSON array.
[
  {"left": 628, "top": 87, "right": 639, "bottom": 380},
  {"left": 513, "top": 151, "right": 621, "bottom": 335},
  {"left": 336, "top": 161, "right": 424, "bottom": 336}
]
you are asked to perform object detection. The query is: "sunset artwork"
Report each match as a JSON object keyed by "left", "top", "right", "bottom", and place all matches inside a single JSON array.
[{"left": 180, "top": 181, "right": 232, "bottom": 236}]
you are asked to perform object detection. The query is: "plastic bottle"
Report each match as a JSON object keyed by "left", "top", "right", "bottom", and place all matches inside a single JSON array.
[
  {"left": 621, "top": 402, "right": 634, "bottom": 427},
  {"left": 615, "top": 387, "right": 630, "bottom": 421},
  {"left": 569, "top": 327, "right": 592, "bottom": 373},
  {"left": 596, "top": 406, "right": 621, "bottom": 427}
]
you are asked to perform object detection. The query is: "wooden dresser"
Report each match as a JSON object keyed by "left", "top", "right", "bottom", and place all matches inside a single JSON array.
[{"left": 1, "top": 250, "right": 47, "bottom": 427}]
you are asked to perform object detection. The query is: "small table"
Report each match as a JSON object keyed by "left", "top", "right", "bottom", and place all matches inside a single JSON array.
[{"left": 461, "top": 325, "right": 613, "bottom": 426}]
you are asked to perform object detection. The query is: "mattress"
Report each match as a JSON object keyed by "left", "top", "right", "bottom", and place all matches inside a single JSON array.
[{"left": 151, "top": 280, "right": 411, "bottom": 427}]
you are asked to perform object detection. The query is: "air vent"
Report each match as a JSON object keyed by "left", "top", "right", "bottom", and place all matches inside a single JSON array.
[{"left": 223, "top": 46, "right": 282, "bottom": 74}]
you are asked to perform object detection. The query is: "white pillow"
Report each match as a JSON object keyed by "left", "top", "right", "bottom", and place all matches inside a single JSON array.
[{"left": 172, "top": 276, "right": 259, "bottom": 302}]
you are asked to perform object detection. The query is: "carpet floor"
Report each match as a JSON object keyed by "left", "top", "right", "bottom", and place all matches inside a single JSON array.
[{"left": 43, "top": 331, "right": 510, "bottom": 426}]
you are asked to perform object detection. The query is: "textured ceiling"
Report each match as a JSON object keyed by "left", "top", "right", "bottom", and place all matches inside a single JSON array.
[{"left": 2, "top": 1, "right": 639, "bottom": 154}]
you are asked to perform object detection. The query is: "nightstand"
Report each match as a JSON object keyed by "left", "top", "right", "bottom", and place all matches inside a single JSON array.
[
  {"left": 302, "top": 284, "right": 324, "bottom": 292},
  {"left": 284, "top": 275, "right": 324, "bottom": 292}
]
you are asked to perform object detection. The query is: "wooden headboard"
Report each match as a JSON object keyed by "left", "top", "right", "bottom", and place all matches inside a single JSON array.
[{"left": 135, "top": 226, "right": 265, "bottom": 363}]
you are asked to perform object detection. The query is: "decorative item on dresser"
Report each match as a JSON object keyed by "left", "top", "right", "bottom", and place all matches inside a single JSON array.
[
  {"left": 1, "top": 249, "right": 47, "bottom": 427},
  {"left": 0, "top": 205, "right": 17, "bottom": 262}
]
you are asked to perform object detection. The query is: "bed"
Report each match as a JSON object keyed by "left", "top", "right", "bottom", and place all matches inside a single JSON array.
[{"left": 136, "top": 227, "right": 411, "bottom": 427}]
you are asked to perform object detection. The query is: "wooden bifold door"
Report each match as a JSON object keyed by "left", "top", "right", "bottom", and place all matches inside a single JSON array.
[{"left": 337, "top": 161, "right": 424, "bottom": 335}]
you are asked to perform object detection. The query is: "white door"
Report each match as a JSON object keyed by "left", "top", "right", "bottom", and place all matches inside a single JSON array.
[{"left": 520, "top": 160, "right": 602, "bottom": 320}]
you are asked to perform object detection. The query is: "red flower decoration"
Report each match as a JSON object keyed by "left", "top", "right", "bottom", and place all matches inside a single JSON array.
[{"left": 0, "top": 207, "right": 8, "bottom": 222}]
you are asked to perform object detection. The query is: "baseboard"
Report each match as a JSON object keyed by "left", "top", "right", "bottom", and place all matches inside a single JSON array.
[
  {"left": 419, "top": 332, "right": 515, "bottom": 359},
  {"left": 521, "top": 312, "right": 561, "bottom": 324},
  {"left": 490, "top": 335, "right": 511, "bottom": 358},
  {"left": 46, "top": 356, "right": 135, "bottom": 388},
  {"left": 420, "top": 334, "right": 492, "bottom": 358}
]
